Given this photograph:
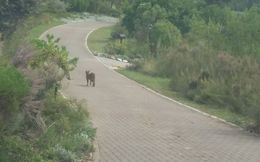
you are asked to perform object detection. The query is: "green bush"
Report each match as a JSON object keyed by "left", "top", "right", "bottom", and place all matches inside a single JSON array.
[
  {"left": 125, "top": 39, "right": 150, "bottom": 60},
  {"left": 36, "top": 92, "right": 95, "bottom": 161},
  {"left": 3, "top": 12, "right": 63, "bottom": 61},
  {"left": 63, "top": 0, "right": 90, "bottom": 12},
  {"left": 0, "top": 66, "right": 30, "bottom": 112},
  {"left": 0, "top": 91, "right": 96, "bottom": 161},
  {"left": 0, "top": 135, "right": 43, "bottom": 162},
  {"left": 88, "top": 0, "right": 121, "bottom": 17},
  {"left": 135, "top": 41, "right": 260, "bottom": 129},
  {"left": 105, "top": 40, "right": 127, "bottom": 55},
  {"left": 45, "top": 0, "right": 68, "bottom": 13}
]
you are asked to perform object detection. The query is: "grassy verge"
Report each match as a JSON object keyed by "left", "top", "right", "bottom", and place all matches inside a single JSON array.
[
  {"left": 87, "top": 26, "right": 252, "bottom": 129},
  {"left": 87, "top": 25, "right": 114, "bottom": 54},
  {"left": 29, "top": 21, "right": 63, "bottom": 40}
]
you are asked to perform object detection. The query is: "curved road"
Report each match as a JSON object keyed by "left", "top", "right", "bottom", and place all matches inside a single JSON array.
[{"left": 44, "top": 21, "right": 260, "bottom": 162}]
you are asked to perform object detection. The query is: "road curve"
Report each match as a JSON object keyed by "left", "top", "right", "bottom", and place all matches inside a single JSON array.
[{"left": 43, "top": 21, "right": 260, "bottom": 162}]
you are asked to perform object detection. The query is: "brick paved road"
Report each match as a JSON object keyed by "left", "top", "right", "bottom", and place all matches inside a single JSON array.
[{"left": 43, "top": 22, "right": 260, "bottom": 162}]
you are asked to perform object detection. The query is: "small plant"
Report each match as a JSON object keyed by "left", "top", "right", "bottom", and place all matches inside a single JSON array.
[{"left": 53, "top": 144, "right": 80, "bottom": 162}]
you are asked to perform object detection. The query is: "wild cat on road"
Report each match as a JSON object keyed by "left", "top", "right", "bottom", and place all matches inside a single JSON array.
[{"left": 86, "top": 70, "right": 95, "bottom": 87}]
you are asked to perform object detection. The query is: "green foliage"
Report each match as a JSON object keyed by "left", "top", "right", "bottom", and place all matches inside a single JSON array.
[
  {"left": 0, "top": 0, "right": 40, "bottom": 39},
  {"left": 105, "top": 40, "right": 127, "bottom": 55},
  {"left": 62, "top": 0, "right": 90, "bottom": 12},
  {"left": 45, "top": 0, "right": 68, "bottom": 13},
  {"left": 122, "top": 1, "right": 260, "bottom": 61},
  {"left": 149, "top": 20, "right": 181, "bottom": 57},
  {"left": 30, "top": 34, "right": 78, "bottom": 90},
  {"left": 118, "top": 69, "right": 253, "bottom": 128},
  {"left": 123, "top": 1, "right": 167, "bottom": 38},
  {"left": 0, "top": 92, "right": 95, "bottom": 161},
  {"left": 200, "top": 5, "right": 231, "bottom": 25},
  {"left": 131, "top": 39, "right": 260, "bottom": 129},
  {"left": 164, "top": 0, "right": 204, "bottom": 33},
  {"left": 166, "top": 47, "right": 260, "bottom": 124},
  {"left": 223, "top": 7, "right": 260, "bottom": 58},
  {"left": 0, "top": 135, "right": 43, "bottom": 162},
  {"left": 2, "top": 12, "right": 64, "bottom": 62},
  {"left": 122, "top": 0, "right": 203, "bottom": 36},
  {"left": 86, "top": 0, "right": 260, "bottom": 131},
  {"left": 150, "top": 20, "right": 181, "bottom": 48},
  {"left": 62, "top": 0, "right": 128, "bottom": 16},
  {"left": 36, "top": 92, "right": 95, "bottom": 161},
  {"left": 88, "top": 0, "right": 130, "bottom": 17},
  {"left": 0, "top": 66, "right": 29, "bottom": 112},
  {"left": 191, "top": 6, "right": 260, "bottom": 60},
  {"left": 228, "top": 0, "right": 260, "bottom": 11},
  {"left": 125, "top": 39, "right": 150, "bottom": 59}
]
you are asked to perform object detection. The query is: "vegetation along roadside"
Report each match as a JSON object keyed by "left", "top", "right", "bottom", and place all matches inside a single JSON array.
[
  {"left": 88, "top": 0, "right": 260, "bottom": 133},
  {"left": 0, "top": 0, "right": 122, "bottom": 161}
]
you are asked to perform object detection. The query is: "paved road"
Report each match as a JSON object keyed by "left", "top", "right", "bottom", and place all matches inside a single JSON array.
[{"left": 44, "top": 21, "right": 260, "bottom": 162}]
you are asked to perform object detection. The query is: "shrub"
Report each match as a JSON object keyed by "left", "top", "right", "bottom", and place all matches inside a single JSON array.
[
  {"left": 0, "top": 135, "right": 43, "bottom": 162},
  {"left": 63, "top": 0, "right": 90, "bottom": 12},
  {"left": 138, "top": 42, "right": 260, "bottom": 128},
  {"left": 45, "top": 0, "right": 68, "bottom": 13},
  {"left": 88, "top": 0, "right": 121, "bottom": 17},
  {"left": 0, "top": 66, "right": 30, "bottom": 112},
  {"left": 125, "top": 39, "right": 150, "bottom": 60},
  {"left": 36, "top": 92, "right": 95, "bottom": 161},
  {"left": 105, "top": 40, "right": 127, "bottom": 55}
]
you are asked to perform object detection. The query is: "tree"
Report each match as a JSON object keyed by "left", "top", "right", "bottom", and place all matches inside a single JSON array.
[
  {"left": 149, "top": 20, "right": 182, "bottom": 57},
  {"left": 200, "top": 5, "right": 231, "bottom": 25},
  {"left": 30, "top": 34, "right": 78, "bottom": 92},
  {"left": 0, "top": 0, "right": 39, "bottom": 39},
  {"left": 123, "top": 1, "right": 168, "bottom": 43},
  {"left": 165, "top": 0, "right": 203, "bottom": 33},
  {"left": 122, "top": 0, "right": 203, "bottom": 35},
  {"left": 228, "top": 0, "right": 260, "bottom": 11}
]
